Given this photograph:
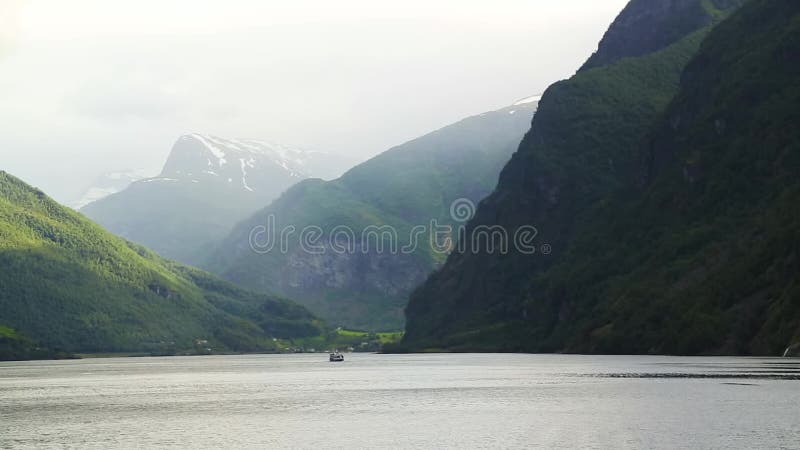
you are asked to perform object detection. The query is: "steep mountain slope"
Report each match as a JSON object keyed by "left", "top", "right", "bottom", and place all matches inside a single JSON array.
[
  {"left": 0, "top": 171, "right": 321, "bottom": 358},
  {"left": 551, "top": 0, "right": 800, "bottom": 355},
  {"left": 208, "top": 100, "right": 538, "bottom": 330},
  {"left": 581, "top": 0, "right": 742, "bottom": 71},
  {"left": 400, "top": 0, "right": 794, "bottom": 355},
  {"left": 81, "top": 134, "right": 348, "bottom": 265}
]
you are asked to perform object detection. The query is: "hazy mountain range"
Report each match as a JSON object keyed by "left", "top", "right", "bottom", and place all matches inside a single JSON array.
[
  {"left": 206, "top": 99, "right": 539, "bottom": 330},
  {"left": 81, "top": 134, "right": 351, "bottom": 265}
]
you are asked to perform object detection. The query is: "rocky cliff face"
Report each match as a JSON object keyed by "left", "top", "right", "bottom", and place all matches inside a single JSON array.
[{"left": 279, "top": 241, "right": 429, "bottom": 328}]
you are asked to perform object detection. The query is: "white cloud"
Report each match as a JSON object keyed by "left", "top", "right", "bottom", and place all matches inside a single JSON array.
[
  {"left": 0, "top": 0, "right": 628, "bottom": 203},
  {"left": 68, "top": 74, "right": 186, "bottom": 121}
]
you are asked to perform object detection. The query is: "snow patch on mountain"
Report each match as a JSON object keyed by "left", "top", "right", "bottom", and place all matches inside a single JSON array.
[
  {"left": 188, "top": 133, "right": 228, "bottom": 166},
  {"left": 513, "top": 95, "right": 542, "bottom": 106},
  {"left": 140, "top": 177, "right": 179, "bottom": 183},
  {"left": 239, "top": 158, "right": 254, "bottom": 192},
  {"left": 161, "top": 133, "right": 328, "bottom": 193}
]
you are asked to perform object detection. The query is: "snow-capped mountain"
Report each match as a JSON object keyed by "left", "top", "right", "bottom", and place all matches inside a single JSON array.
[
  {"left": 70, "top": 168, "right": 153, "bottom": 209},
  {"left": 142, "top": 133, "right": 345, "bottom": 192},
  {"left": 80, "top": 134, "right": 351, "bottom": 265}
]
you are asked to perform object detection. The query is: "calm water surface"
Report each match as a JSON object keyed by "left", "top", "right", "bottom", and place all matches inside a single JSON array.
[{"left": 1, "top": 354, "right": 798, "bottom": 449}]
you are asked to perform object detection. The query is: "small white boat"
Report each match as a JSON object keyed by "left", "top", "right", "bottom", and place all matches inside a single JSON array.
[{"left": 329, "top": 351, "right": 344, "bottom": 362}]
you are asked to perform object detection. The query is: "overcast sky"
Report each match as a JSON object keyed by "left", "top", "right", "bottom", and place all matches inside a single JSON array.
[{"left": 0, "top": 0, "right": 627, "bottom": 203}]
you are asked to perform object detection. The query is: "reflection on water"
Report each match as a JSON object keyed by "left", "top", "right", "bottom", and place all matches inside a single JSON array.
[{"left": 1, "top": 354, "right": 798, "bottom": 449}]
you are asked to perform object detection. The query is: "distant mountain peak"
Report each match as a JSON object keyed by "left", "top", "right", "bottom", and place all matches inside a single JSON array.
[
  {"left": 166, "top": 133, "right": 314, "bottom": 183},
  {"left": 80, "top": 133, "right": 353, "bottom": 265}
]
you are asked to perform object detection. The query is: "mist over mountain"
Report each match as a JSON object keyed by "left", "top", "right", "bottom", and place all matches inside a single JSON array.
[
  {"left": 70, "top": 168, "right": 153, "bottom": 209},
  {"left": 80, "top": 134, "right": 351, "bottom": 265},
  {"left": 1, "top": 1, "right": 630, "bottom": 207},
  {"left": 207, "top": 99, "right": 539, "bottom": 330}
]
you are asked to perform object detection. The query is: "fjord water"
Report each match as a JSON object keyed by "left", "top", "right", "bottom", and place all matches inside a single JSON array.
[{"left": 1, "top": 354, "right": 798, "bottom": 449}]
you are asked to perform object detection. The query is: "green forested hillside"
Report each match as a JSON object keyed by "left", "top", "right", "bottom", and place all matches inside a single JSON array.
[
  {"left": 208, "top": 101, "right": 537, "bottom": 330},
  {"left": 0, "top": 171, "right": 321, "bottom": 358},
  {"left": 401, "top": 0, "right": 799, "bottom": 355}
]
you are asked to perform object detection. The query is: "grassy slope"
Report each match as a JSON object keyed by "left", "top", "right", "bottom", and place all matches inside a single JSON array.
[{"left": 0, "top": 171, "right": 321, "bottom": 356}]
